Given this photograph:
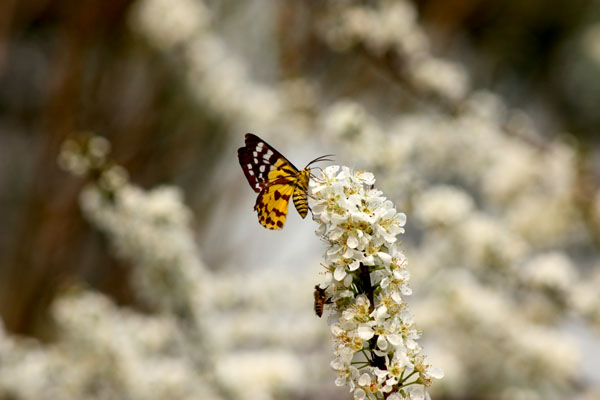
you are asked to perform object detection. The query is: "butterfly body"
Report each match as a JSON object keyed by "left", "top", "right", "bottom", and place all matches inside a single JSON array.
[{"left": 238, "top": 133, "right": 319, "bottom": 230}]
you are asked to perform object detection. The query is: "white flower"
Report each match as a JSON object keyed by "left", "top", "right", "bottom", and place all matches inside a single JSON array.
[
  {"left": 408, "top": 56, "right": 469, "bottom": 102},
  {"left": 354, "top": 388, "right": 366, "bottom": 400},
  {"left": 522, "top": 252, "right": 577, "bottom": 292},
  {"left": 130, "top": 0, "right": 209, "bottom": 50},
  {"left": 415, "top": 185, "right": 474, "bottom": 227},
  {"left": 215, "top": 350, "right": 304, "bottom": 400},
  {"left": 428, "top": 367, "right": 445, "bottom": 379},
  {"left": 357, "top": 325, "right": 375, "bottom": 340}
]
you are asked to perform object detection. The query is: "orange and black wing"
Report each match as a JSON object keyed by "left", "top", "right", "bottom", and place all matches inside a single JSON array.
[
  {"left": 237, "top": 133, "right": 299, "bottom": 193},
  {"left": 253, "top": 178, "right": 296, "bottom": 230}
]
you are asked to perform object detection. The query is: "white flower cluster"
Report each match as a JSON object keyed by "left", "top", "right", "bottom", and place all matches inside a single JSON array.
[
  {"left": 310, "top": 166, "right": 442, "bottom": 400},
  {"left": 319, "top": 92, "right": 598, "bottom": 397}
]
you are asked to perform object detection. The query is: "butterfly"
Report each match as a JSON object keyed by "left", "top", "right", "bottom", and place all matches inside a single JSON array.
[{"left": 238, "top": 133, "right": 332, "bottom": 230}]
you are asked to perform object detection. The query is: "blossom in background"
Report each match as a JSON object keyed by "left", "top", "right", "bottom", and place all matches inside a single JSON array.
[
  {"left": 0, "top": 135, "right": 338, "bottom": 400},
  {"left": 310, "top": 165, "right": 442, "bottom": 399},
  {"left": 319, "top": 0, "right": 469, "bottom": 104},
  {"left": 0, "top": 290, "right": 221, "bottom": 400},
  {"left": 320, "top": 91, "right": 593, "bottom": 397},
  {"left": 59, "top": 136, "right": 208, "bottom": 320}
]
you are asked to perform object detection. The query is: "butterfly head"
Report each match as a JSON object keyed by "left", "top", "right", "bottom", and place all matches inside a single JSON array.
[{"left": 305, "top": 154, "right": 334, "bottom": 181}]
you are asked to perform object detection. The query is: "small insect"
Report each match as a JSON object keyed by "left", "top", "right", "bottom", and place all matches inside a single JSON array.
[
  {"left": 313, "top": 285, "right": 332, "bottom": 318},
  {"left": 238, "top": 133, "right": 332, "bottom": 230}
]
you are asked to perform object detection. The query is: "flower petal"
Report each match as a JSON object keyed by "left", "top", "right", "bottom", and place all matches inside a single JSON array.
[{"left": 357, "top": 325, "right": 374, "bottom": 340}]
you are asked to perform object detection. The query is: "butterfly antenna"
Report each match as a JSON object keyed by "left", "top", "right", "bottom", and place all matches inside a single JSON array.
[{"left": 306, "top": 154, "right": 335, "bottom": 168}]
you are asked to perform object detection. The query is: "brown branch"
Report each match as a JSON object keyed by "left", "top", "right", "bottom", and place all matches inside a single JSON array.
[{"left": 358, "top": 263, "right": 386, "bottom": 370}]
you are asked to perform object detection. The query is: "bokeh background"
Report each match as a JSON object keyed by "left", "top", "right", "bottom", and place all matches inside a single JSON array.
[{"left": 1, "top": 0, "right": 600, "bottom": 399}]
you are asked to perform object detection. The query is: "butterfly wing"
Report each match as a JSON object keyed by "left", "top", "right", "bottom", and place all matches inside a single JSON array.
[
  {"left": 254, "top": 179, "right": 296, "bottom": 230},
  {"left": 238, "top": 133, "right": 299, "bottom": 193}
]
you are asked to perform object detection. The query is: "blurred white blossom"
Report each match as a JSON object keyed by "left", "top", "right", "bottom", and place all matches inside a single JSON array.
[
  {"left": 407, "top": 56, "right": 469, "bottom": 103},
  {"left": 0, "top": 291, "right": 220, "bottom": 400},
  {"left": 320, "top": 0, "right": 427, "bottom": 55},
  {"left": 522, "top": 252, "right": 577, "bottom": 293},
  {"left": 319, "top": 0, "right": 469, "bottom": 103},
  {"left": 130, "top": 0, "right": 209, "bottom": 50},
  {"left": 414, "top": 185, "right": 474, "bottom": 228}
]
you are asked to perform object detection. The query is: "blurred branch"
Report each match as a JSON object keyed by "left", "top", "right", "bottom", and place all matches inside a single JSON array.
[
  {"left": 0, "top": 0, "right": 17, "bottom": 73},
  {"left": 0, "top": 0, "right": 136, "bottom": 335},
  {"left": 574, "top": 146, "right": 600, "bottom": 249}
]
